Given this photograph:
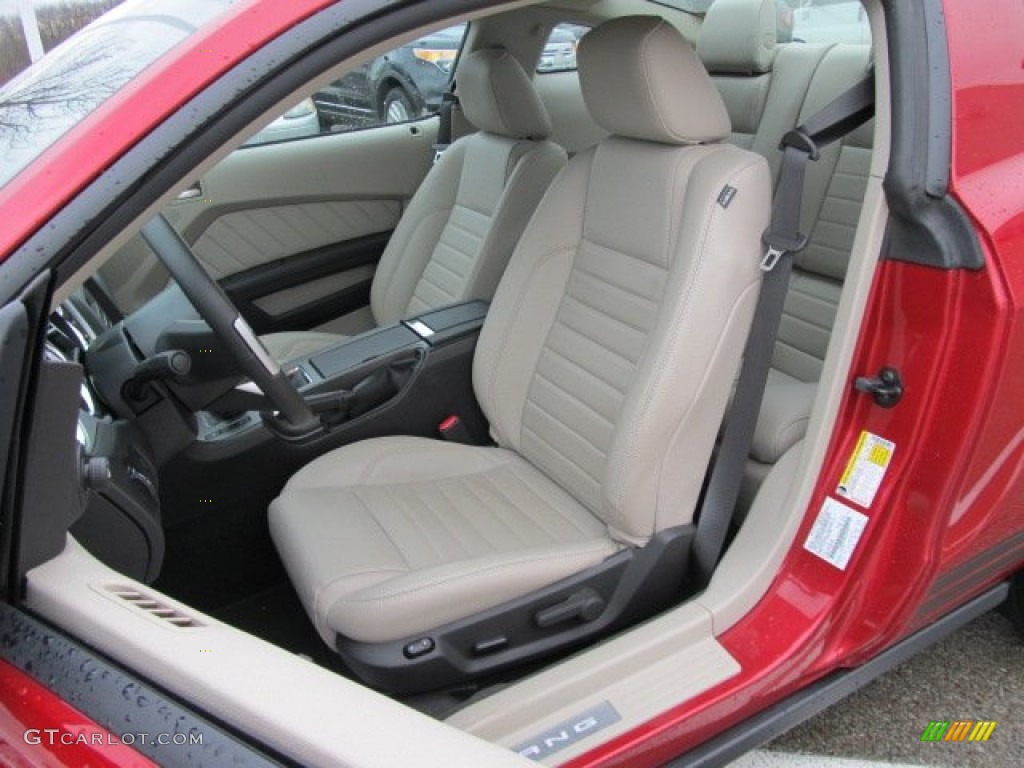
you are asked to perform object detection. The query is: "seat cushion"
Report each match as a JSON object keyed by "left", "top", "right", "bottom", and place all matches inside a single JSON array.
[
  {"left": 261, "top": 331, "right": 349, "bottom": 363},
  {"left": 269, "top": 437, "right": 618, "bottom": 645},
  {"left": 751, "top": 369, "right": 816, "bottom": 464}
]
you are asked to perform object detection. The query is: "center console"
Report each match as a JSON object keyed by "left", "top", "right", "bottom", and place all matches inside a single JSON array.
[{"left": 196, "top": 300, "right": 490, "bottom": 447}]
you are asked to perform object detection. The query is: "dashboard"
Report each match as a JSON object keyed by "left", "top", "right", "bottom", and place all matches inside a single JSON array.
[
  {"left": 44, "top": 286, "right": 115, "bottom": 440},
  {"left": 44, "top": 285, "right": 165, "bottom": 584}
]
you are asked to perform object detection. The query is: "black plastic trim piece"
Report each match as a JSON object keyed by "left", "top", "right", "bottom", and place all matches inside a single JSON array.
[
  {"left": 220, "top": 231, "right": 389, "bottom": 334},
  {"left": 0, "top": 603, "right": 287, "bottom": 767},
  {"left": 881, "top": 0, "right": 984, "bottom": 270},
  {"left": 666, "top": 583, "right": 1009, "bottom": 767},
  {"left": 338, "top": 526, "right": 694, "bottom": 694},
  {"left": 0, "top": 275, "right": 51, "bottom": 601},
  {"left": 15, "top": 362, "right": 89, "bottom": 580}
]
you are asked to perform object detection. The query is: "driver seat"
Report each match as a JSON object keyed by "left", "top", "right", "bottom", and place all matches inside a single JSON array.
[{"left": 269, "top": 16, "right": 770, "bottom": 689}]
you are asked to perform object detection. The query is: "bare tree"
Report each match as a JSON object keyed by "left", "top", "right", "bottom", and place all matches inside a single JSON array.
[
  {"left": 0, "top": 40, "right": 126, "bottom": 141},
  {"left": 0, "top": 1, "right": 124, "bottom": 87}
]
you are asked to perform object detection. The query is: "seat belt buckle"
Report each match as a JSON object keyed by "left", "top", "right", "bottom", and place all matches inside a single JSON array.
[
  {"left": 439, "top": 414, "right": 472, "bottom": 443},
  {"left": 760, "top": 246, "right": 785, "bottom": 272},
  {"left": 760, "top": 229, "right": 808, "bottom": 271},
  {"left": 432, "top": 144, "right": 449, "bottom": 164}
]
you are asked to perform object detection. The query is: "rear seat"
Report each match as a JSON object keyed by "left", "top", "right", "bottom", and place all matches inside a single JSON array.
[{"left": 697, "top": 0, "right": 874, "bottom": 512}]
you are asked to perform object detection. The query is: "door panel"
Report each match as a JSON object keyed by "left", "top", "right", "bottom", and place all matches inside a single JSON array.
[
  {"left": 189, "top": 200, "right": 402, "bottom": 279},
  {"left": 173, "top": 119, "right": 437, "bottom": 247},
  {"left": 100, "top": 119, "right": 439, "bottom": 329},
  {"left": 220, "top": 231, "right": 389, "bottom": 334}
]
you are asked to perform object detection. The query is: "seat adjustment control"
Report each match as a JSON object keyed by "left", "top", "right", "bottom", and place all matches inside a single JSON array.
[
  {"left": 403, "top": 637, "right": 435, "bottom": 659},
  {"left": 473, "top": 636, "right": 508, "bottom": 656},
  {"left": 535, "top": 589, "right": 605, "bottom": 629}
]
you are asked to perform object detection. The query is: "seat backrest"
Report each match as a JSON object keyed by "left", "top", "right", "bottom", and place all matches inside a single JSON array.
[
  {"left": 369, "top": 48, "right": 567, "bottom": 325},
  {"left": 697, "top": 0, "right": 778, "bottom": 151},
  {"left": 698, "top": 0, "right": 833, "bottom": 185},
  {"left": 473, "top": 16, "right": 771, "bottom": 544},
  {"left": 773, "top": 44, "right": 873, "bottom": 384},
  {"left": 745, "top": 42, "right": 873, "bottom": 472}
]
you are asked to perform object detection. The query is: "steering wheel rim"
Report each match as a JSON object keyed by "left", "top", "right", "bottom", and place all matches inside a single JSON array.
[{"left": 141, "top": 215, "right": 317, "bottom": 430}]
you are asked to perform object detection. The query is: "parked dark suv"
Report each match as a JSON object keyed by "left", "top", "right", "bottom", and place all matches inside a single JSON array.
[
  {"left": 314, "top": 25, "right": 466, "bottom": 129},
  {"left": 314, "top": 23, "right": 589, "bottom": 129}
]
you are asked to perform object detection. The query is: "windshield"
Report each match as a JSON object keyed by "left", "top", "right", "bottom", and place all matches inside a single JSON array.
[{"left": 0, "top": 0, "right": 238, "bottom": 189}]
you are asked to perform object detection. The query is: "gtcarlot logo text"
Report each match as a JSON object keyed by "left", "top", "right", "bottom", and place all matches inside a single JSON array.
[{"left": 24, "top": 729, "right": 203, "bottom": 746}]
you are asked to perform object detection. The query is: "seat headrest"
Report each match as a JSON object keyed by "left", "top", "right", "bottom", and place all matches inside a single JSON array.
[
  {"left": 578, "top": 16, "right": 730, "bottom": 145},
  {"left": 697, "top": 0, "right": 778, "bottom": 75},
  {"left": 457, "top": 48, "right": 552, "bottom": 140}
]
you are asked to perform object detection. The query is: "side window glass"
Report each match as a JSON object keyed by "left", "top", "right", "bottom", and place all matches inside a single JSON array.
[
  {"left": 788, "top": 1, "right": 872, "bottom": 45},
  {"left": 246, "top": 23, "right": 467, "bottom": 145},
  {"left": 536, "top": 23, "right": 590, "bottom": 74}
]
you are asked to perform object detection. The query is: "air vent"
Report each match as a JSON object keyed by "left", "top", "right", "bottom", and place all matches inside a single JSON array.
[{"left": 102, "top": 585, "right": 204, "bottom": 629}]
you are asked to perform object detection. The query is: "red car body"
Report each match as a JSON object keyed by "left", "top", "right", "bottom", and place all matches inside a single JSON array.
[{"left": 0, "top": 0, "right": 1021, "bottom": 766}]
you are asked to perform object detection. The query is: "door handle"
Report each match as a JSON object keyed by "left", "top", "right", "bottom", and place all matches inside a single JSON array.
[{"left": 177, "top": 182, "right": 203, "bottom": 200}]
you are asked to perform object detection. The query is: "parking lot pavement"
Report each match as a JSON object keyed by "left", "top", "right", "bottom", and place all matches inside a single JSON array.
[
  {"left": 749, "top": 610, "right": 1022, "bottom": 767},
  {"left": 731, "top": 752, "right": 934, "bottom": 768}
]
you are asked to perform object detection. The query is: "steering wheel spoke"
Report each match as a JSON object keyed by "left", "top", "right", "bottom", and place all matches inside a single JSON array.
[{"left": 140, "top": 216, "right": 318, "bottom": 432}]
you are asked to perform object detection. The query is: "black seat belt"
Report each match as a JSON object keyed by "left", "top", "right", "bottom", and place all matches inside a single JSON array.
[
  {"left": 433, "top": 89, "right": 460, "bottom": 163},
  {"left": 690, "top": 74, "right": 876, "bottom": 588}
]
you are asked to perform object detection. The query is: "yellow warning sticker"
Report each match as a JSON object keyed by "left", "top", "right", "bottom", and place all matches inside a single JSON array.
[{"left": 837, "top": 430, "right": 895, "bottom": 508}]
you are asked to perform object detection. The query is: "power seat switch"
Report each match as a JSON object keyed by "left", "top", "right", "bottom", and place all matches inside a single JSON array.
[
  {"left": 403, "top": 637, "right": 435, "bottom": 659},
  {"left": 473, "top": 636, "right": 509, "bottom": 656}
]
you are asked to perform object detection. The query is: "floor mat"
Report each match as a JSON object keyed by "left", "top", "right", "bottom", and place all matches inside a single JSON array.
[
  {"left": 154, "top": 500, "right": 288, "bottom": 612},
  {"left": 213, "top": 582, "right": 350, "bottom": 675}
]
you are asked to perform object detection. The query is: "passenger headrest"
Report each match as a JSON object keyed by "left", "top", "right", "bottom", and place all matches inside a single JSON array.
[
  {"left": 578, "top": 16, "right": 730, "bottom": 145},
  {"left": 457, "top": 48, "right": 552, "bottom": 140},
  {"left": 697, "top": 0, "right": 777, "bottom": 75}
]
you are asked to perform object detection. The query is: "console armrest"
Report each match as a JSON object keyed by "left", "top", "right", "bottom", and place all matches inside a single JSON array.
[
  {"left": 405, "top": 301, "right": 489, "bottom": 346},
  {"left": 309, "top": 324, "right": 420, "bottom": 379}
]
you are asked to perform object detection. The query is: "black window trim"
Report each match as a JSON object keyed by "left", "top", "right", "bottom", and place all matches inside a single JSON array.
[{"left": 880, "top": 0, "right": 983, "bottom": 270}]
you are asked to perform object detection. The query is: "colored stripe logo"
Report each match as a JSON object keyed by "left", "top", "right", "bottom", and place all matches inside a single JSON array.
[{"left": 920, "top": 720, "right": 996, "bottom": 742}]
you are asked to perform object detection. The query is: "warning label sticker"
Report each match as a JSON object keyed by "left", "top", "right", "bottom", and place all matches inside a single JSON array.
[
  {"left": 804, "top": 497, "right": 869, "bottom": 571},
  {"left": 836, "top": 430, "right": 895, "bottom": 508}
]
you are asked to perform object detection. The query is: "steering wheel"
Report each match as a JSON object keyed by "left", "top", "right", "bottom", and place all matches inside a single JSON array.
[{"left": 141, "top": 215, "right": 317, "bottom": 431}]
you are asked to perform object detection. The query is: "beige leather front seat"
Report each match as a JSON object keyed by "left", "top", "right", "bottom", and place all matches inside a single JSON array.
[
  {"left": 261, "top": 48, "right": 567, "bottom": 362},
  {"left": 270, "top": 16, "right": 770, "bottom": 683}
]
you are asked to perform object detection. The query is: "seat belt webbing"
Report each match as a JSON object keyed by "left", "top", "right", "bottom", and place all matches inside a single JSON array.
[
  {"left": 690, "top": 73, "right": 876, "bottom": 588},
  {"left": 433, "top": 90, "right": 459, "bottom": 163}
]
